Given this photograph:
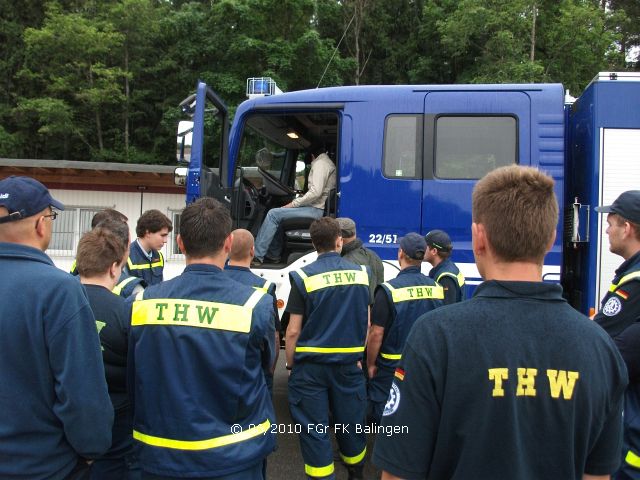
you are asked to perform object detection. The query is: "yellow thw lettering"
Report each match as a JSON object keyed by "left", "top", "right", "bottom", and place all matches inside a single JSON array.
[
  {"left": 155, "top": 303, "right": 168, "bottom": 320},
  {"left": 516, "top": 368, "right": 538, "bottom": 396},
  {"left": 547, "top": 370, "right": 580, "bottom": 400},
  {"left": 196, "top": 305, "right": 219, "bottom": 325},
  {"left": 488, "top": 368, "right": 509, "bottom": 397},
  {"left": 173, "top": 303, "right": 189, "bottom": 322}
]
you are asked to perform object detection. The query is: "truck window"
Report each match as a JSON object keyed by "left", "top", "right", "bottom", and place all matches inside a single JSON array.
[
  {"left": 383, "top": 115, "right": 423, "bottom": 179},
  {"left": 236, "top": 112, "right": 338, "bottom": 190},
  {"left": 435, "top": 116, "right": 517, "bottom": 179}
]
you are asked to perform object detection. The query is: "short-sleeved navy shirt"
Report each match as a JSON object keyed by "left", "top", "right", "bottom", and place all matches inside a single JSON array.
[{"left": 373, "top": 280, "right": 628, "bottom": 480}]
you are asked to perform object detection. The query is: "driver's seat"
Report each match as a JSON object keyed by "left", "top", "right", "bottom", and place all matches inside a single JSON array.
[{"left": 279, "top": 188, "right": 337, "bottom": 263}]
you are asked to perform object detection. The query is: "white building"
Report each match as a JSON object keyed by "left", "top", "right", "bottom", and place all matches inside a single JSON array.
[{"left": 0, "top": 159, "right": 187, "bottom": 279}]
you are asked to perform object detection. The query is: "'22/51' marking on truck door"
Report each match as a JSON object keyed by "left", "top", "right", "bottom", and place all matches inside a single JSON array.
[{"left": 368, "top": 233, "right": 398, "bottom": 244}]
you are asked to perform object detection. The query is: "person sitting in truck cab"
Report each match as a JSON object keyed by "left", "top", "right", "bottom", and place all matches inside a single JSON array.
[{"left": 252, "top": 144, "right": 336, "bottom": 266}]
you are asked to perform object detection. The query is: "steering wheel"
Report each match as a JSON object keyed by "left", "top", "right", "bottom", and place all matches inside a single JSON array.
[
  {"left": 258, "top": 166, "right": 295, "bottom": 197},
  {"left": 241, "top": 177, "right": 259, "bottom": 218}
]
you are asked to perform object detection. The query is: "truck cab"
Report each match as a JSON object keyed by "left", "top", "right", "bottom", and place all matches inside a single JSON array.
[{"left": 177, "top": 77, "right": 565, "bottom": 309}]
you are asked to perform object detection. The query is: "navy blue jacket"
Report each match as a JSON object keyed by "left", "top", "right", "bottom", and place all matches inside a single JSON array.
[
  {"left": 594, "top": 251, "right": 640, "bottom": 477},
  {"left": 429, "top": 258, "right": 465, "bottom": 304},
  {"left": 288, "top": 252, "right": 370, "bottom": 364},
  {"left": 225, "top": 264, "right": 280, "bottom": 329},
  {"left": 126, "top": 240, "right": 164, "bottom": 286},
  {"left": 0, "top": 243, "right": 113, "bottom": 479},
  {"left": 376, "top": 266, "right": 443, "bottom": 368},
  {"left": 127, "top": 264, "right": 276, "bottom": 477}
]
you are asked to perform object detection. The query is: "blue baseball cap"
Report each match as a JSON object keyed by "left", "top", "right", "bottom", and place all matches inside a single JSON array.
[
  {"left": 0, "top": 176, "right": 64, "bottom": 223},
  {"left": 595, "top": 190, "right": 640, "bottom": 225},
  {"left": 400, "top": 232, "right": 427, "bottom": 260}
]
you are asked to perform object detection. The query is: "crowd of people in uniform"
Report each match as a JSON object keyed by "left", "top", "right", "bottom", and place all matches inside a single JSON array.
[{"left": 0, "top": 165, "right": 639, "bottom": 480}]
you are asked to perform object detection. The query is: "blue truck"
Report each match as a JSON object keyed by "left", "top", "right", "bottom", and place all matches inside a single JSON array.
[{"left": 174, "top": 72, "right": 640, "bottom": 316}]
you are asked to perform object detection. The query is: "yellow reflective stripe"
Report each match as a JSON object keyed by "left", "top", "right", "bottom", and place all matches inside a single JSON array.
[
  {"left": 340, "top": 446, "right": 366, "bottom": 465},
  {"left": 112, "top": 276, "right": 137, "bottom": 296},
  {"left": 69, "top": 260, "right": 77, "bottom": 274},
  {"left": 127, "top": 255, "right": 164, "bottom": 270},
  {"left": 305, "top": 462, "right": 334, "bottom": 477},
  {"left": 135, "top": 290, "right": 145, "bottom": 301},
  {"left": 436, "top": 271, "right": 465, "bottom": 287},
  {"left": 133, "top": 419, "right": 270, "bottom": 451},
  {"left": 380, "top": 352, "right": 402, "bottom": 360},
  {"left": 610, "top": 271, "right": 640, "bottom": 292},
  {"left": 387, "top": 284, "right": 443, "bottom": 302},
  {"left": 244, "top": 289, "right": 264, "bottom": 309},
  {"left": 295, "top": 346, "right": 365, "bottom": 354},
  {"left": 626, "top": 449, "right": 640, "bottom": 468},
  {"left": 300, "top": 266, "right": 368, "bottom": 293},
  {"left": 131, "top": 298, "right": 252, "bottom": 333},
  {"left": 253, "top": 281, "right": 272, "bottom": 293}
]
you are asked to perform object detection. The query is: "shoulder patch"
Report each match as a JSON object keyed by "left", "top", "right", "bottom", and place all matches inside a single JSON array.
[
  {"left": 383, "top": 382, "right": 401, "bottom": 417},
  {"left": 603, "top": 296, "right": 622, "bottom": 317}
]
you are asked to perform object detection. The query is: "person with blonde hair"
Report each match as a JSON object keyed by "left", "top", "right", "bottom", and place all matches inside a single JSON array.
[{"left": 374, "top": 165, "right": 627, "bottom": 480}]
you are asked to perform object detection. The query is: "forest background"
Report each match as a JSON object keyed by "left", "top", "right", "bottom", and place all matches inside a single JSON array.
[{"left": 1, "top": 0, "right": 638, "bottom": 164}]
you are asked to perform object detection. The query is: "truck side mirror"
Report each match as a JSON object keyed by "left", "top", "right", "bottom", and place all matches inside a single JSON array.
[
  {"left": 176, "top": 120, "right": 194, "bottom": 163},
  {"left": 174, "top": 167, "right": 188, "bottom": 186}
]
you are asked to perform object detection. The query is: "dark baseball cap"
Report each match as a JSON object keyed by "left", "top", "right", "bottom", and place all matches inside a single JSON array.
[
  {"left": 400, "top": 232, "right": 427, "bottom": 260},
  {"left": 425, "top": 229, "right": 453, "bottom": 252},
  {"left": 336, "top": 217, "right": 356, "bottom": 237},
  {"left": 0, "top": 176, "right": 64, "bottom": 223},
  {"left": 595, "top": 190, "right": 640, "bottom": 224}
]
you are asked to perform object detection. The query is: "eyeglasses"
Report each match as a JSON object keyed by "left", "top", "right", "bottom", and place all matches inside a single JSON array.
[{"left": 43, "top": 211, "right": 58, "bottom": 221}]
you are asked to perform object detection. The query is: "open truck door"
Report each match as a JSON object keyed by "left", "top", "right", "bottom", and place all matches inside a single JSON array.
[{"left": 176, "top": 81, "right": 230, "bottom": 206}]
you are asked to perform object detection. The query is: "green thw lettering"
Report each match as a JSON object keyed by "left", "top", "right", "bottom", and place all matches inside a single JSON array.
[
  {"left": 155, "top": 303, "right": 169, "bottom": 320},
  {"left": 95, "top": 320, "right": 106, "bottom": 351},
  {"left": 345, "top": 272, "right": 356, "bottom": 282},
  {"left": 416, "top": 288, "right": 424, "bottom": 298},
  {"left": 196, "top": 305, "right": 219, "bottom": 325},
  {"left": 407, "top": 288, "right": 415, "bottom": 298},
  {"left": 322, "top": 274, "right": 331, "bottom": 285},
  {"left": 173, "top": 303, "right": 190, "bottom": 322},
  {"left": 333, "top": 272, "right": 343, "bottom": 283}
]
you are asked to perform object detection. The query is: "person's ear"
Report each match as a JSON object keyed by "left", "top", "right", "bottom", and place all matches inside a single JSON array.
[
  {"left": 223, "top": 233, "right": 233, "bottom": 254},
  {"left": 109, "top": 261, "right": 120, "bottom": 279},
  {"left": 177, "top": 234, "right": 186, "bottom": 255},
  {"left": 472, "top": 222, "right": 486, "bottom": 258}
]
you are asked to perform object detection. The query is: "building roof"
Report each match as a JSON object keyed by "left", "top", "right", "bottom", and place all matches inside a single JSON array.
[{"left": 0, "top": 158, "right": 183, "bottom": 194}]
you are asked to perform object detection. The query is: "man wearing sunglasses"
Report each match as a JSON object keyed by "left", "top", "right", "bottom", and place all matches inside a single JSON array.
[{"left": 0, "top": 176, "right": 113, "bottom": 480}]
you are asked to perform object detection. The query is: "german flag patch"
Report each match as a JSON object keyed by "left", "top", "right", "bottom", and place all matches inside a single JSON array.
[
  {"left": 616, "top": 289, "right": 630, "bottom": 300},
  {"left": 394, "top": 368, "right": 405, "bottom": 381}
]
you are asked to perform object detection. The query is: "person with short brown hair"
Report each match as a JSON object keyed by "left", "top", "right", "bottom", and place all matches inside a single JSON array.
[
  {"left": 285, "top": 216, "right": 370, "bottom": 479},
  {"left": 127, "top": 209, "right": 172, "bottom": 285},
  {"left": 77, "top": 227, "right": 138, "bottom": 479},
  {"left": 91, "top": 208, "right": 128, "bottom": 229},
  {"left": 374, "top": 165, "right": 627, "bottom": 480},
  {"left": 127, "top": 198, "right": 276, "bottom": 479}
]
